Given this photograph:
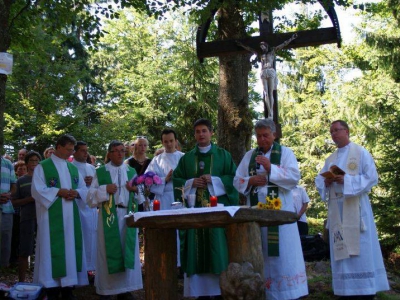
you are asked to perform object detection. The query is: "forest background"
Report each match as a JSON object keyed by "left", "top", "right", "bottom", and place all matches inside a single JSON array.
[{"left": 1, "top": 0, "right": 399, "bottom": 258}]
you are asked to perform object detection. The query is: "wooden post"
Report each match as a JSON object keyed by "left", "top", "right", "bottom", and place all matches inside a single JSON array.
[
  {"left": 144, "top": 228, "right": 177, "bottom": 300},
  {"left": 225, "top": 222, "right": 265, "bottom": 298}
]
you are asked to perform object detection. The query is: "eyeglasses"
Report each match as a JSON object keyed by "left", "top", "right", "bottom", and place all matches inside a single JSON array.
[
  {"left": 330, "top": 128, "right": 346, "bottom": 134},
  {"left": 110, "top": 150, "right": 126, "bottom": 154},
  {"left": 135, "top": 136, "right": 147, "bottom": 139}
]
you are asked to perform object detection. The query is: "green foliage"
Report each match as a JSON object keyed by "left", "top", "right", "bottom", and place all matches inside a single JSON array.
[
  {"left": 308, "top": 217, "right": 325, "bottom": 235},
  {"left": 277, "top": 0, "right": 400, "bottom": 252},
  {"left": 5, "top": 13, "right": 105, "bottom": 157},
  {"left": 87, "top": 9, "right": 220, "bottom": 154}
]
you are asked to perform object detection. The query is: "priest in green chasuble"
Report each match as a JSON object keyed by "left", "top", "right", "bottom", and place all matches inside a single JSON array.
[{"left": 173, "top": 118, "right": 239, "bottom": 299}]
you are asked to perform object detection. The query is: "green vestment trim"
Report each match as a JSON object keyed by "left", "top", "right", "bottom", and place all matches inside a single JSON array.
[
  {"left": 248, "top": 142, "right": 282, "bottom": 257},
  {"left": 173, "top": 144, "right": 239, "bottom": 276},
  {"left": 41, "top": 158, "right": 83, "bottom": 278},
  {"left": 96, "top": 165, "right": 136, "bottom": 274}
]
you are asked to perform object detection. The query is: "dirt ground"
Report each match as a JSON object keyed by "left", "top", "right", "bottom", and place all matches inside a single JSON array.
[{"left": 1, "top": 251, "right": 399, "bottom": 299}]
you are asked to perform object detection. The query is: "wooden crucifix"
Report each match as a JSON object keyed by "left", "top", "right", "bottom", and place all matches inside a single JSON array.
[{"left": 196, "top": 2, "right": 341, "bottom": 136}]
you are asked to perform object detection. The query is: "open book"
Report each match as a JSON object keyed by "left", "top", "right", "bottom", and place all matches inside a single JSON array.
[{"left": 320, "top": 165, "right": 345, "bottom": 179}]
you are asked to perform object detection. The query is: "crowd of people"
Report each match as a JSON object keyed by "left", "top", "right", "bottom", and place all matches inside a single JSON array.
[{"left": 0, "top": 118, "right": 390, "bottom": 300}]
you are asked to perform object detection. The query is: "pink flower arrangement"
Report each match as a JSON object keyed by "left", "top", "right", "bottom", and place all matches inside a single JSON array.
[{"left": 130, "top": 171, "right": 162, "bottom": 198}]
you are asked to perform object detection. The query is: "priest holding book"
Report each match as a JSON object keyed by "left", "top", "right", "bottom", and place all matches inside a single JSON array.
[{"left": 315, "top": 120, "right": 389, "bottom": 299}]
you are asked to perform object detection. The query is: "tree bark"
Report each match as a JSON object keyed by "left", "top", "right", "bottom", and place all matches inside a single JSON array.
[
  {"left": 0, "top": 0, "right": 12, "bottom": 150},
  {"left": 217, "top": 1, "right": 253, "bottom": 165},
  {"left": 226, "top": 222, "right": 264, "bottom": 276},
  {"left": 144, "top": 228, "right": 178, "bottom": 300}
]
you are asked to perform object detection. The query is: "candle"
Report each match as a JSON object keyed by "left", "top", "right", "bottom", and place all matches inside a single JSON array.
[
  {"left": 153, "top": 199, "right": 161, "bottom": 211},
  {"left": 209, "top": 195, "right": 217, "bottom": 207}
]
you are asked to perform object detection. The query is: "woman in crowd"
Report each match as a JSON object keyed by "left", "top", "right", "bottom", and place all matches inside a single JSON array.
[
  {"left": 43, "top": 147, "right": 55, "bottom": 159},
  {"left": 11, "top": 151, "right": 41, "bottom": 282},
  {"left": 126, "top": 137, "right": 152, "bottom": 211}
]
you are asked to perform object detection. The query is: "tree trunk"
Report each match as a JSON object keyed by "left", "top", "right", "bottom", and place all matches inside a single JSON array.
[
  {"left": 217, "top": 1, "right": 253, "bottom": 165},
  {"left": 0, "top": 0, "right": 12, "bottom": 151}
]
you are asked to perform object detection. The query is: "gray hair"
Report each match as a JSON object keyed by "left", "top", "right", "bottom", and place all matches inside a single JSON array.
[{"left": 254, "top": 119, "right": 276, "bottom": 133}]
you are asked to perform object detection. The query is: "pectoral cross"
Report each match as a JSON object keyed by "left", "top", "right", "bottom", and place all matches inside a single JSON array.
[{"left": 269, "top": 190, "right": 277, "bottom": 198}]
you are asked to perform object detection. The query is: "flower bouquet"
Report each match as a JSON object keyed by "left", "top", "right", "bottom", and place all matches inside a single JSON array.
[
  {"left": 256, "top": 196, "right": 282, "bottom": 210},
  {"left": 130, "top": 171, "right": 162, "bottom": 211}
]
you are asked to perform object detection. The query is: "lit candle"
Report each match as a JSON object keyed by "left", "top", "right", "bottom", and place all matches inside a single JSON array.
[
  {"left": 153, "top": 199, "right": 161, "bottom": 211},
  {"left": 209, "top": 195, "right": 217, "bottom": 207}
]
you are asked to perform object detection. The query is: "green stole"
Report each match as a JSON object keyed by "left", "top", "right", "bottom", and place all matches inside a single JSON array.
[
  {"left": 248, "top": 142, "right": 282, "bottom": 256},
  {"left": 41, "top": 158, "right": 83, "bottom": 278},
  {"left": 194, "top": 152, "right": 213, "bottom": 207},
  {"left": 96, "top": 165, "right": 136, "bottom": 274}
]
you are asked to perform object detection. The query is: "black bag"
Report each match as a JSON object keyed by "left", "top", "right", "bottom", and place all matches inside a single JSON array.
[{"left": 300, "top": 233, "right": 329, "bottom": 261}]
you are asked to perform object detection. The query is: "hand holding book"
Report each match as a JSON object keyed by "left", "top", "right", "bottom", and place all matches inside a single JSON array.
[{"left": 320, "top": 165, "right": 345, "bottom": 179}]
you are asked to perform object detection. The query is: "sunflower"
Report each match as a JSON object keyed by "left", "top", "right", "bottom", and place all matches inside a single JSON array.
[
  {"left": 272, "top": 198, "right": 282, "bottom": 210},
  {"left": 257, "top": 202, "right": 264, "bottom": 209},
  {"left": 265, "top": 203, "right": 274, "bottom": 210}
]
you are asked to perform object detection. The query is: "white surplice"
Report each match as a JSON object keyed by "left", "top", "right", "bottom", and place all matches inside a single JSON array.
[
  {"left": 233, "top": 146, "right": 309, "bottom": 300},
  {"left": 87, "top": 163, "right": 143, "bottom": 296},
  {"left": 146, "top": 150, "right": 184, "bottom": 267},
  {"left": 72, "top": 160, "right": 98, "bottom": 271},
  {"left": 147, "top": 150, "right": 184, "bottom": 210},
  {"left": 31, "top": 154, "right": 89, "bottom": 288},
  {"left": 315, "top": 142, "right": 389, "bottom": 296}
]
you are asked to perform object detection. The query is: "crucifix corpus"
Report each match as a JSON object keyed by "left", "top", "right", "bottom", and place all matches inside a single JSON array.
[{"left": 237, "top": 33, "right": 297, "bottom": 120}]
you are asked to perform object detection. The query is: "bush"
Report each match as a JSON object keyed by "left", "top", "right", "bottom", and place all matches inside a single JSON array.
[{"left": 308, "top": 217, "right": 325, "bottom": 235}]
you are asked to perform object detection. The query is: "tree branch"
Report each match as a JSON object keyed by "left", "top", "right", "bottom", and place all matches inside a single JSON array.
[{"left": 9, "top": 0, "right": 34, "bottom": 30}]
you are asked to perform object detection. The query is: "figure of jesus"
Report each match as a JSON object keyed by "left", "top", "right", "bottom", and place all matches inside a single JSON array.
[{"left": 237, "top": 33, "right": 297, "bottom": 119}]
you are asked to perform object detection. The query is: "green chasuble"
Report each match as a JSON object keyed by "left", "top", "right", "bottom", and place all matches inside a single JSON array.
[
  {"left": 96, "top": 165, "right": 137, "bottom": 274},
  {"left": 173, "top": 143, "right": 239, "bottom": 276},
  {"left": 41, "top": 158, "right": 83, "bottom": 278}
]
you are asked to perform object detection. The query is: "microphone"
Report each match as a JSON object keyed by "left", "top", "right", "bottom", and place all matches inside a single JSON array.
[
  {"left": 256, "top": 148, "right": 263, "bottom": 169},
  {"left": 199, "top": 161, "right": 205, "bottom": 176}
]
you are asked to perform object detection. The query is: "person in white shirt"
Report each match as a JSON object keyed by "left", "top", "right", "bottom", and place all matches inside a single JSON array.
[
  {"left": 292, "top": 185, "right": 310, "bottom": 236},
  {"left": 72, "top": 141, "right": 97, "bottom": 275},
  {"left": 146, "top": 129, "right": 184, "bottom": 210}
]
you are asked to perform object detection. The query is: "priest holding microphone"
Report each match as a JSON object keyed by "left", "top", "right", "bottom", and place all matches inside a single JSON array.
[
  {"left": 173, "top": 118, "right": 238, "bottom": 299},
  {"left": 233, "top": 118, "right": 308, "bottom": 300}
]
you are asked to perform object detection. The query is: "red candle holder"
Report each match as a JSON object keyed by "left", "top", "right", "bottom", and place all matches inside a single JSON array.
[
  {"left": 153, "top": 199, "right": 161, "bottom": 211},
  {"left": 209, "top": 196, "right": 217, "bottom": 207}
]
